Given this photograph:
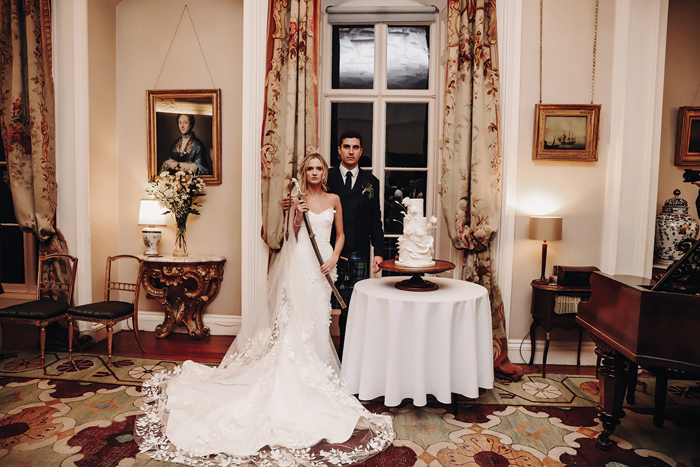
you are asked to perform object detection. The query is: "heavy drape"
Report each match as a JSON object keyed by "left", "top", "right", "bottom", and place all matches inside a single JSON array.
[
  {"left": 440, "top": 0, "right": 522, "bottom": 381},
  {"left": 0, "top": 0, "right": 67, "bottom": 256},
  {"left": 260, "top": 0, "right": 320, "bottom": 250}
]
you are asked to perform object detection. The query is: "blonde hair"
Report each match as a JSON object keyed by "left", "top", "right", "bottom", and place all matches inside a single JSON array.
[{"left": 298, "top": 153, "right": 329, "bottom": 194}]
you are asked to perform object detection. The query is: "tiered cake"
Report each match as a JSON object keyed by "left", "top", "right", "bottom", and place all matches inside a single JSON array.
[{"left": 395, "top": 198, "right": 438, "bottom": 267}]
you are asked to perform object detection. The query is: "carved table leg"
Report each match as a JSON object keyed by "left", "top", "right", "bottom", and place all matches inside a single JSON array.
[
  {"left": 542, "top": 331, "right": 551, "bottom": 378},
  {"left": 594, "top": 342, "right": 630, "bottom": 451},
  {"left": 529, "top": 319, "right": 538, "bottom": 366},
  {"left": 142, "top": 260, "right": 225, "bottom": 340}
]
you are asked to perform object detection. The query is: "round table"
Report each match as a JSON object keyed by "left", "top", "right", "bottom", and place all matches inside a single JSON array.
[{"left": 340, "top": 277, "right": 494, "bottom": 407}]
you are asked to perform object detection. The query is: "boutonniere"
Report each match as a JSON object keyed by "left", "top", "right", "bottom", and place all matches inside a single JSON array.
[{"left": 361, "top": 181, "right": 374, "bottom": 199}]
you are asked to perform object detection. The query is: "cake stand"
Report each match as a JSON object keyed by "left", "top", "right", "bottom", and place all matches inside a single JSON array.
[{"left": 378, "top": 259, "right": 456, "bottom": 291}]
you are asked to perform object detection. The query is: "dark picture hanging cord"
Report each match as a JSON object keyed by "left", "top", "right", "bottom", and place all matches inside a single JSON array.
[
  {"left": 539, "top": 0, "right": 599, "bottom": 104},
  {"left": 154, "top": 5, "right": 216, "bottom": 89},
  {"left": 539, "top": 0, "right": 543, "bottom": 104},
  {"left": 590, "top": 0, "right": 599, "bottom": 104}
]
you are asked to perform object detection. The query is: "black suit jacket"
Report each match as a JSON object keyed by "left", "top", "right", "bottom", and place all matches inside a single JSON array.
[{"left": 328, "top": 166, "right": 385, "bottom": 260}]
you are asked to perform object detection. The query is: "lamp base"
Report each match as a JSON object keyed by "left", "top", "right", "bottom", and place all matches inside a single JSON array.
[{"left": 142, "top": 227, "right": 162, "bottom": 257}]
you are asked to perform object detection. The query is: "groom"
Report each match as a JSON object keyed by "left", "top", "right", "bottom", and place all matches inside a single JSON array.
[{"left": 328, "top": 130, "right": 385, "bottom": 360}]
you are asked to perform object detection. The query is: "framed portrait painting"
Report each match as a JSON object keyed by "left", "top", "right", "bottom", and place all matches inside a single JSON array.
[
  {"left": 532, "top": 104, "right": 601, "bottom": 161},
  {"left": 147, "top": 89, "right": 222, "bottom": 185},
  {"left": 675, "top": 106, "right": 700, "bottom": 166}
]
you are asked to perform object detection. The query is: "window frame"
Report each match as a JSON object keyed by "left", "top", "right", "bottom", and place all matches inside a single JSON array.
[
  {"left": 0, "top": 160, "right": 38, "bottom": 298},
  {"left": 320, "top": 17, "right": 442, "bottom": 273}
]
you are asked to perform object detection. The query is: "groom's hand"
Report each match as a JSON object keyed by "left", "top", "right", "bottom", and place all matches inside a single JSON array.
[
  {"left": 281, "top": 195, "right": 292, "bottom": 211},
  {"left": 372, "top": 256, "right": 383, "bottom": 274}
]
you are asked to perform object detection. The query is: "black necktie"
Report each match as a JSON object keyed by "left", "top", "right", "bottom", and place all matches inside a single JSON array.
[{"left": 345, "top": 171, "right": 353, "bottom": 191}]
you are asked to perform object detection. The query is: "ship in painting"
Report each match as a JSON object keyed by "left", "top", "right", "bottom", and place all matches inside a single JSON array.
[
  {"left": 545, "top": 130, "right": 578, "bottom": 149},
  {"left": 557, "top": 130, "right": 577, "bottom": 147}
]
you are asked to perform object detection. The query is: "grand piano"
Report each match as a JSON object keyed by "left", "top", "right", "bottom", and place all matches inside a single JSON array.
[{"left": 576, "top": 238, "right": 700, "bottom": 450}]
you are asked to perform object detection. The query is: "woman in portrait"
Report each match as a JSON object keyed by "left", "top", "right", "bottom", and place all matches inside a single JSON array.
[{"left": 160, "top": 114, "right": 212, "bottom": 175}]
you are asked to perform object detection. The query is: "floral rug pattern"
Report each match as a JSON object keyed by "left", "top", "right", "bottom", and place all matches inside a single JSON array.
[
  {"left": 1, "top": 370, "right": 699, "bottom": 466},
  {"left": 0, "top": 351, "right": 187, "bottom": 386}
]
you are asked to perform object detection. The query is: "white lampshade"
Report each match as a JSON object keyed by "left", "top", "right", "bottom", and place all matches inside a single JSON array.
[
  {"left": 138, "top": 199, "right": 167, "bottom": 226},
  {"left": 528, "top": 216, "right": 563, "bottom": 241}
]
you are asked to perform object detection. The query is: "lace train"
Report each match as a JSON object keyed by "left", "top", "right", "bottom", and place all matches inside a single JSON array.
[{"left": 135, "top": 208, "right": 395, "bottom": 465}]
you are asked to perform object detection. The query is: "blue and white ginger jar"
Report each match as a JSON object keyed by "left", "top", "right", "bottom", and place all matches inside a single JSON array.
[{"left": 654, "top": 189, "right": 699, "bottom": 265}]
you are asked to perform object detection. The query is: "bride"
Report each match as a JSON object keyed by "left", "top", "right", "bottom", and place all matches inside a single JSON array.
[{"left": 135, "top": 153, "right": 395, "bottom": 466}]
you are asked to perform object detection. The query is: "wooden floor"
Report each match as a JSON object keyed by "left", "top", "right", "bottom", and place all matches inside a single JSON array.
[{"left": 1, "top": 324, "right": 596, "bottom": 376}]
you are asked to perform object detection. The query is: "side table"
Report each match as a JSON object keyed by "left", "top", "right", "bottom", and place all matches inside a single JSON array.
[
  {"left": 140, "top": 255, "right": 226, "bottom": 340},
  {"left": 529, "top": 280, "right": 590, "bottom": 377}
]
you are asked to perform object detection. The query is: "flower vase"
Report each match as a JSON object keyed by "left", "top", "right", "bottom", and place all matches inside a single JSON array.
[{"left": 173, "top": 215, "right": 189, "bottom": 257}]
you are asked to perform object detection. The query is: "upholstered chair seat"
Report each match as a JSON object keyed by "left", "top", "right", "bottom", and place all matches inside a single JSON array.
[
  {"left": 0, "top": 300, "right": 70, "bottom": 320},
  {"left": 68, "top": 255, "right": 145, "bottom": 367},
  {"left": 69, "top": 301, "right": 134, "bottom": 320},
  {"left": 0, "top": 254, "right": 79, "bottom": 373}
]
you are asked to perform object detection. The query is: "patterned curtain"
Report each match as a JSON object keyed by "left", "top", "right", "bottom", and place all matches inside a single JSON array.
[
  {"left": 260, "top": 0, "right": 320, "bottom": 250},
  {"left": 440, "top": 0, "right": 523, "bottom": 382},
  {"left": 0, "top": 0, "right": 68, "bottom": 257}
]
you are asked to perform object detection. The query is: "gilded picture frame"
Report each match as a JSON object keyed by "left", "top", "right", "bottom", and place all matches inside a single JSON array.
[
  {"left": 147, "top": 89, "right": 222, "bottom": 185},
  {"left": 532, "top": 104, "right": 601, "bottom": 161},
  {"left": 674, "top": 106, "right": 700, "bottom": 166}
]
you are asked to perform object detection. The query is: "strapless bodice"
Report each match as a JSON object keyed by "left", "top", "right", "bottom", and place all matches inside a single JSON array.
[{"left": 297, "top": 208, "right": 334, "bottom": 245}]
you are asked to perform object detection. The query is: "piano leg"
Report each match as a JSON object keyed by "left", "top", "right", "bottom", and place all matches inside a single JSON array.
[
  {"left": 595, "top": 345, "right": 629, "bottom": 451},
  {"left": 626, "top": 363, "right": 638, "bottom": 405},
  {"left": 653, "top": 369, "right": 668, "bottom": 428}
]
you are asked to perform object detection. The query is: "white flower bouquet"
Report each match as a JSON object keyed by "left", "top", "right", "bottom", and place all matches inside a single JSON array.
[{"left": 146, "top": 170, "right": 205, "bottom": 256}]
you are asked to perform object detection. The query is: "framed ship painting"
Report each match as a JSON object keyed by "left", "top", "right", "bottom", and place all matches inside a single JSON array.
[
  {"left": 675, "top": 106, "right": 700, "bottom": 166},
  {"left": 147, "top": 89, "right": 222, "bottom": 185},
  {"left": 532, "top": 104, "right": 601, "bottom": 161}
]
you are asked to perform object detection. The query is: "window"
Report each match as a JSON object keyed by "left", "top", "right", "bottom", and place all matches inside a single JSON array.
[
  {"left": 0, "top": 142, "right": 37, "bottom": 295},
  {"left": 323, "top": 19, "right": 438, "bottom": 270}
]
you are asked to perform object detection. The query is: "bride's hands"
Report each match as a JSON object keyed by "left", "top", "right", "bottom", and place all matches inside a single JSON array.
[
  {"left": 295, "top": 199, "right": 309, "bottom": 216},
  {"left": 293, "top": 199, "right": 308, "bottom": 229},
  {"left": 320, "top": 257, "right": 337, "bottom": 276}
]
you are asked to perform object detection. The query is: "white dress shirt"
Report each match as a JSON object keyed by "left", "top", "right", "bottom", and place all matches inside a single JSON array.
[{"left": 339, "top": 165, "right": 359, "bottom": 190}]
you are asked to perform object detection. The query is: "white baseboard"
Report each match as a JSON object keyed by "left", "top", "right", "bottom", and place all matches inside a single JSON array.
[
  {"left": 79, "top": 312, "right": 242, "bottom": 342},
  {"left": 508, "top": 338, "right": 598, "bottom": 367}
]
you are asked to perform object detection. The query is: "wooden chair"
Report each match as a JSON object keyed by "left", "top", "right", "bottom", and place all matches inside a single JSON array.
[
  {"left": 67, "top": 255, "right": 145, "bottom": 367},
  {"left": 0, "top": 254, "right": 79, "bottom": 372}
]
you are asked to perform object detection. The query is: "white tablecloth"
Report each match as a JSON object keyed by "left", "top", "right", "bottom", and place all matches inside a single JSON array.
[{"left": 340, "top": 276, "right": 494, "bottom": 406}]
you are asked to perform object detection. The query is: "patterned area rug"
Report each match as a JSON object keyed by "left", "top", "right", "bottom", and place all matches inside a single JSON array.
[
  {"left": 1, "top": 352, "right": 699, "bottom": 466},
  {"left": 1, "top": 376, "right": 699, "bottom": 466},
  {"left": 0, "top": 351, "right": 199, "bottom": 386},
  {"left": 1, "top": 351, "right": 698, "bottom": 412}
]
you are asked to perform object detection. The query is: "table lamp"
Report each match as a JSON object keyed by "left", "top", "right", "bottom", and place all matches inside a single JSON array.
[
  {"left": 138, "top": 199, "right": 167, "bottom": 256},
  {"left": 529, "top": 216, "right": 563, "bottom": 282}
]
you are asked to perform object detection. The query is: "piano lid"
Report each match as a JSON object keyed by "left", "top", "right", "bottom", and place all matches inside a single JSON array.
[{"left": 652, "top": 237, "right": 700, "bottom": 294}]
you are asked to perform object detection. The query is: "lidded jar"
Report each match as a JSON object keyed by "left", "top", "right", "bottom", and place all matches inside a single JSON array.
[{"left": 654, "top": 189, "right": 699, "bottom": 265}]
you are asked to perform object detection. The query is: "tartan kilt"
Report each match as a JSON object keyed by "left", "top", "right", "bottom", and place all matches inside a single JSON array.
[{"left": 332, "top": 252, "right": 368, "bottom": 310}]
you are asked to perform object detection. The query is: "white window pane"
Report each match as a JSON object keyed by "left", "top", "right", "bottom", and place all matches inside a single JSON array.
[
  {"left": 333, "top": 26, "right": 374, "bottom": 89},
  {"left": 387, "top": 26, "right": 429, "bottom": 90}
]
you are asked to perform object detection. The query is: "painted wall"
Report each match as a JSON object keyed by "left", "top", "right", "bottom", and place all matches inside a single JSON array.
[
  {"left": 115, "top": 0, "right": 243, "bottom": 318},
  {"left": 657, "top": 0, "right": 700, "bottom": 225},
  {"left": 508, "top": 0, "right": 616, "bottom": 343},
  {"left": 88, "top": 0, "right": 119, "bottom": 301}
]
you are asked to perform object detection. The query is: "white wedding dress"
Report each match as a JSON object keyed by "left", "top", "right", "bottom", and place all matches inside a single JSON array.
[{"left": 135, "top": 208, "right": 395, "bottom": 466}]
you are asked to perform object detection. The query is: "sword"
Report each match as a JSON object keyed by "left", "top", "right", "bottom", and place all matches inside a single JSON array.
[{"left": 290, "top": 179, "right": 347, "bottom": 311}]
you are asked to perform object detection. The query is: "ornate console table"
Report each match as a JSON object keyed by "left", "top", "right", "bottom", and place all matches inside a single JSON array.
[{"left": 140, "top": 255, "right": 226, "bottom": 340}]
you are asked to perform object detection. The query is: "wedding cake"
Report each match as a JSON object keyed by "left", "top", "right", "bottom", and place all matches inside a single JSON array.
[{"left": 396, "top": 198, "right": 438, "bottom": 267}]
